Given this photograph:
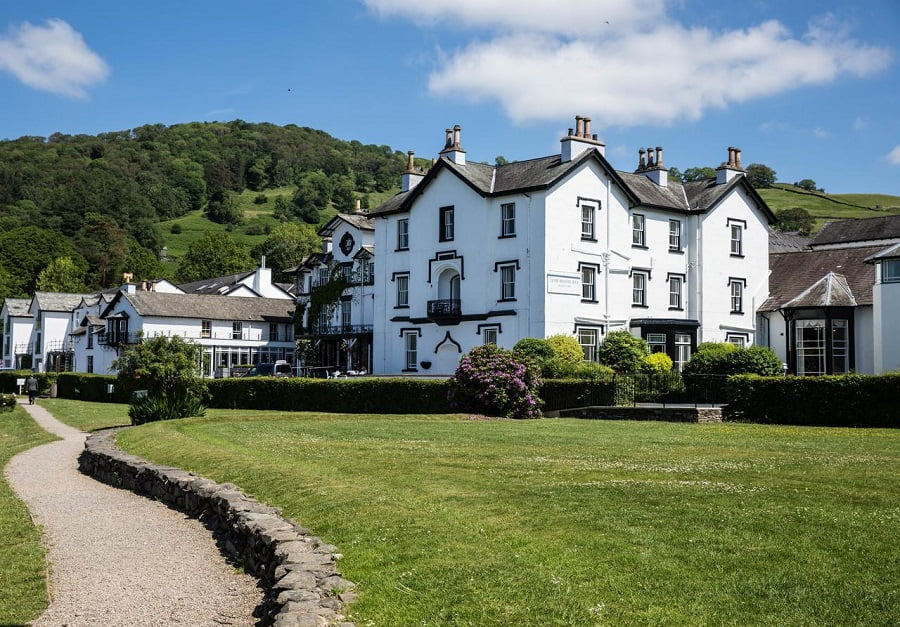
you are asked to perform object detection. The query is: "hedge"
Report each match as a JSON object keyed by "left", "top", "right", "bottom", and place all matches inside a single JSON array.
[
  {"left": 725, "top": 374, "right": 900, "bottom": 427},
  {"left": 539, "top": 378, "right": 624, "bottom": 410},
  {"left": 205, "top": 377, "right": 453, "bottom": 413},
  {"left": 56, "top": 373, "right": 135, "bottom": 403},
  {"left": 0, "top": 370, "right": 56, "bottom": 395}
]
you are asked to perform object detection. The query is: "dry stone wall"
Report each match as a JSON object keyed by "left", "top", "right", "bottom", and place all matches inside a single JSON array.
[{"left": 78, "top": 430, "right": 357, "bottom": 627}]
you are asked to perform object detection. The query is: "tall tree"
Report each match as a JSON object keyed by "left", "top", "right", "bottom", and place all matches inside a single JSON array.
[
  {"left": 175, "top": 232, "right": 253, "bottom": 282},
  {"left": 0, "top": 227, "right": 88, "bottom": 296},
  {"left": 292, "top": 170, "right": 331, "bottom": 224},
  {"left": 249, "top": 222, "right": 320, "bottom": 275},
  {"left": 124, "top": 240, "right": 163, "bottom": 281},
  {"left": 36, "top": 257, "right": 87, "bottom": 293},
  {"left": 774, "top": 207, "right": 815, "bottom": 234},
  {"left": 746, "top": 163, "right": 777, "bottom": 188},
  {"left": 75, "top": 212, "right": 128, "bottom": 288}
]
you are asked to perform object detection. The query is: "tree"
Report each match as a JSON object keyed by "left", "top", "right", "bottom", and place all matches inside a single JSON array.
[
  {"left": 35, "top": 257, "right": 87, "bottom": 293},
  {"left": 794, "top": 179, "right": 817, "bottom": 192},
  {"left": 205, "top": 190, "right": 243, "bottom": 225},
  {"left": 124, "top": 240, "right": 163, "bottom": 281},
  {"left": 596, "top": 330, "right": 649, "bottom": 373},
  {"left": 176, "top": 232, "right": 253, "bottom": 282},
  {"left": 0, "top": 226, "right": 88, "bottom": 296},
  {"left": 75, "top": 212, "right": 128, "bottom": 287},
  {"left": 249, "top": 222, "right": 320, "bottom": 275},
  {"left": 495, "top": 155, "right": 509, "bottom": 166},
  {"left": 667, "top": 167, "right": 683, "bottom": 183},
  {"left": 113, "top": 335, "right": 206, "bottom": 424},
  {"left": 292, "top": 170, "right": 331, "bottom": 224},
  {"left": 746, "top": 163, "right": 777, "bottom": 188},
  {"left": 330, "top": 174, "right": 356, "bottom": 213},
  {"left": 682, "top": 166, "right": 716, "bottom": 182},
  {"left": 774, "top": 207, "right": 815, "bottom": 234}
]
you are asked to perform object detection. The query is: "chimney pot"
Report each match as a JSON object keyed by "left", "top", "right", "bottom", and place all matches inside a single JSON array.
[
  {"left": 638, "top": 148, "right": 646, "bottom": 170},
  {"left": 584, "top": 117, "right": 591, "bottom": 138},
  {"left": 575, "top": 116, "right": 584, "bottom": 138},
  {"left": 453, "top": 125, "right": 461, "bottom": 148},
  {"left": 355, "top": 198, "right": 361, "bottom": 213},
  {"left": 444, "top": 128, "right": 453, "bottom": 149},
  {"left": 655, "top": 146, "right": 664, "bottom": 168},
  {"left": 734, "top": 147, "right": 742, "bottom": 169},
  {"left": 406, "top": 150, "right": 415, "bottom": 171},
  {"left": 568, "top": 128, "right": 574, "bottom": 136},
  {"left": 727, "top": 147, "right": 735, "bottom": 167},
  {"left": 647, "top": 147, "right": 655, "bottom": 168}
]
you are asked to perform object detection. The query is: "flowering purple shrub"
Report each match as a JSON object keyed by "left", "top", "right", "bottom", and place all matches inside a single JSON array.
[{"left": 447, "top": 344, "right": 542, "bottom": 419}]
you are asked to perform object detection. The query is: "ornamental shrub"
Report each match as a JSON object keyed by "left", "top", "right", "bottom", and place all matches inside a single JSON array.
[
  {"left": 642, "top": 352, "right": 673, "bottom": 373},
  {"left": 546, "top": 335, "right": 584, "bottom": 364},
  {"left": 684, "top": 345, "right": 781, "bottom": 376},
  {"left": 447, "top": 344, "right": 542, "bottom": 419},
  {"left": 0, "top": 393, "right": 16, "bottom": 412},
  {"left": 596, "top": 330, "right": 649, "bottom": 373},
  {"left": 513, "top": 338, "right": 555, "bottom": 364},
  {"left": 696, "top": 342, "right": 737, "bottom": 354},
  {"left": 541, "top": 358, "right": 614, "bottom": 380},
  {"left": 129, "top": 392, "right": 206, "bottom": 426}
]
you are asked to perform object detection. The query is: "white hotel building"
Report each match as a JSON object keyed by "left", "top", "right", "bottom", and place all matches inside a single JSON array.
[{"left": 371, "top": 117, "right": 775, "bottom": 376}]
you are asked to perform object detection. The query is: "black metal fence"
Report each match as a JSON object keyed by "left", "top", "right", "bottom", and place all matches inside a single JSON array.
[{"left": 564, "top": 373, "right": 729, "bottom": 408}]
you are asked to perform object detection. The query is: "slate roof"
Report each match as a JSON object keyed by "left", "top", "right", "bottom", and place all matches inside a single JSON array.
[
  {"left": 759, "top": 246, "right": 882, "bottom": 311},
  {"left": 865, "top": 242, "right": 900, "bottom": 263},
  {"left": 783, "top": 273, "right": 857, "bottom": 308},
  {"left": 33, "top": 292, "right": 90, "bottom": 312},
  {"left": 178, "top": 271, "right": 255, "bottom": 295},
  {"left": 319, "top": 213, "right": 375, "bottom": 236},
  {"left": 3, "top": 298, "right": 32, "bottom": 317},
  {"left": 813, "top": 215, "right": 900, "bottom": 246},
  {"left": 769, "top": 229, "right": 812, "bottom": 253},
  {"left": 372, "top": 152, "right": 774, "bottom": 221},
  {"left": 106, "top": 292, "right": 295, "bottom": 322}
]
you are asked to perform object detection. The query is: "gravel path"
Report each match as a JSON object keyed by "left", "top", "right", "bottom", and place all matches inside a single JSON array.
[{"left": 5, "top": 403, "right": 264, "bottom": 626}]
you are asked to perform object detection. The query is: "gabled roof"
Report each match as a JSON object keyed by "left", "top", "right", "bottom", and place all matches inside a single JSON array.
[
  {"left": 865, "top": 242, "right": 900, "bottom": 263},
  {"left": 177, "top": 270, "right": 256, "bottom": 295},
  {"left": 32, "top": 292, "right": 90, "bottom": 313},
  {"left": 813, "top": 214, "right": 900, "bottom": 246},
  {"left": 101, "top": 291, "right": 295, "bottom": 322},
  {"left": 769, "top": 229, "right": 812, "bottom": 253},
  {"left": 319, "top": 213, "right": 374, "bottom": 236},
  {"left": 760, "top": 246, "right": 882, "bottom": 311},
  {"left": 371, "top": 150, "right": 641, "bottom": 216},
  {"left": 682, "top": 176, "right": 776, "bottom": 222},
  {"left": 3, "top": 298, "right": 32, "bottom": 317},
  {"left": 783, "top": 272, "right": 857, "bottom": 308}
]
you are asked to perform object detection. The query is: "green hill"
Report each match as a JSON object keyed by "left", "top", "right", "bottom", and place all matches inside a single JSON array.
[{"left": 759, "top": 184, "right": 900, "bottom": 232}]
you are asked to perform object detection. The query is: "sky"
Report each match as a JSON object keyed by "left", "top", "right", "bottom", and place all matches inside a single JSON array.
[{"left": 1, "top": 0, "right": 899, "bottom": 195}]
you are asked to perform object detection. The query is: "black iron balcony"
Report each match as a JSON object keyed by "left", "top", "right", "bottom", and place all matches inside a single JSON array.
[
  {"left": 300, "top": 324, "right": 373, "bottom": 336},
  {"left": 97, "top": 332, "right": 140, "bottom": 346},
  {"left": 427, "top": 299, "right": 461, "bottom": 317}
]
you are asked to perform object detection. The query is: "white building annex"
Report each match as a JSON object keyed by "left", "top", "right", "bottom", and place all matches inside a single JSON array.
[
  {"left": 371, "top": 117, "right": 775, "bottom": 376},
  {"left": 759, "top": 214, "right": 900, "bottom": 375},
  {"left": 1, "top": 298, "right": 34, "bottom": 370},
  {"left": 290, "top": 210, "right": 376, "bottom": 374}
]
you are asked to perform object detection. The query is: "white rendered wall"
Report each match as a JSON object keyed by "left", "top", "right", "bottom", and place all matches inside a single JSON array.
[{"left": 873, "top": 277, "right": 900, "bottom": 373}]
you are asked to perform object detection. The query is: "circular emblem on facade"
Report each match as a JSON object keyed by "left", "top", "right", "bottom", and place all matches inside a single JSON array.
[{"left": 339, "top": 232, "right": 355, "bottom": 256}]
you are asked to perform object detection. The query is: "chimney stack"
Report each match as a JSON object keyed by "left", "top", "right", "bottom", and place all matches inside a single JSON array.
[
  {"left": 439, "top": 125, "right": 466, "bottom": 165},
  {"left": 561, "top": 114, "right": 605, "bottom": 161},
  {"left": 401, "top": 150, "right": 425, "bottom": 192},
  {"left": 637, "top": 145, "right": 669, "bottom": 187},
  {"left": 638, "top": 149, "right": 646, "bottom": 171},
  {"left": 646, "top": 147, "right": 655, "bottom": 168},
  {"left": 716, "top": 146, "right": 746, "bottom": 185}
]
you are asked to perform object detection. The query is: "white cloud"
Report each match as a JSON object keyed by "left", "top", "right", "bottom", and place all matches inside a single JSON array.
[
  {"left": 852, "top": 116, "right": 868, "bottom": 130},
  {"left": 366, "top": 1, "right": 893, "bottom": 127},
  {"left": 364, "top": 0, "right": 665, "bottom": 35},
  {"left": 813, "top": 127, "right": 829, "bottom": 138},
  {"left": 887, "top": 145, "right": 900, "bottom": 165},
  {"left": 0, "top": 19, "right": 109, "bottom": 98}
]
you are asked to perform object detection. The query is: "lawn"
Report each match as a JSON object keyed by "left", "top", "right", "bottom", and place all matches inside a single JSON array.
[
  {"left": 37, "top": 399, "right": 130, "bottom": 432},
  {"left": 0, "top": 405, "right": 57, "bottom": 625},
  {"left": 115, "top": 411, "right": 900, "bottom": 626}
]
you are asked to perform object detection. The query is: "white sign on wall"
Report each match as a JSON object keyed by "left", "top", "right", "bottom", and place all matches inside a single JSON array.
[{"left": 547, "top": 272, "right": 581, "bottom": 295}]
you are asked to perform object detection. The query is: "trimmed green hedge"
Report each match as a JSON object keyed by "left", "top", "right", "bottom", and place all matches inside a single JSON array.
[
  {"left": 206, "top": 377, "right": 453, "bottom": 413},
  {"left": 0, "top": 370, "right": 55, "bottom": 395},
  {"left": 56, "top": 373, "right": 135, "bottom": 403},
  {"left": 539, "top": 378, "right": 623, "bottom": 410},
  {"left": 726, "top": 374, "right": 900, "bottom": 427}
]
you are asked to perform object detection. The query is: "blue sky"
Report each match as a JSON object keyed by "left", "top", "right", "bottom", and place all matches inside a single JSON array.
[{"left": 2, "top": 0, "right": 899, "bottom": 195}]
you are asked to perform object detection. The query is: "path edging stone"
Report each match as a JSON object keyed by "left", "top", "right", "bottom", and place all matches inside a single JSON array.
[{"left": 78, "top": 429, "right": 356, "bottom": 627}]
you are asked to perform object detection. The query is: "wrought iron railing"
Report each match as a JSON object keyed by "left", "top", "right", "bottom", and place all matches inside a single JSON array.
[
  {"left": 97, "top": 332, "right": 141, "bottom": 346},
  {"left": 298, "top": 324, "right": 373, "bottom": 336},
  {"left": 427, "top": 299, "right": 461, "bottom": 317}
]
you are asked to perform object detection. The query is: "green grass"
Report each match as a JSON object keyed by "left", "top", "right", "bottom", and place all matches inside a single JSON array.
[
  {"left": 116, "top": 411, "right": 900, "bottom": 626},
  {"left": 760, "top": 185, "right": 900, "bottom": 232},
  {"left": 37, "top": 399, "right": 130, "bottom": 432},
  {"left": 0, "top": 405, "right": 57, "bottom": 625}
]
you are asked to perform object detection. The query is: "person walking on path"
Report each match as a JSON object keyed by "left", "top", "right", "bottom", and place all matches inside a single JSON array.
[
  {"left": 25, "top": 373, "right": 38, "bottom": 405},
  {"left": 4, "top": 403, "right": 263, "bottom": 626}
]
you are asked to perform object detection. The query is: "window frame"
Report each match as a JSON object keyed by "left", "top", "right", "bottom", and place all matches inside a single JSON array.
[
  {"left": 632, "top": 271, "right": 648, "bottom": 307},
  {"left": 439, "top": 206, "right": 455, "bottom": 242},
  {"left": 232, "top": 321, "right": 243, "bottom": 340},
  {"left": 882, "top": 259, "right": 900, "bottom": 283},
  {"left": 728, "top": 218, "right": 746, "bottom": 257},
  {"left": 500, "top": 203, "right": 516, "bottom": 238},
  {"left": 669, "top": 219, "right": 682, "bottom": 252},
  {"left": 668, "top": 273, "right": 684, "bottom": 310},
  {"left": 201, "top": 319, "right": 212, "bottom": 339},
  {"left": 581, "top": 205, "right": 595, "bottom": 240},
  {"left": 631, "top": 213, "right": 646, "bottom": 248},
  {"left": 482, "top": 327, "right": 498, "bottom": 345},
  {"left": 728, "top": 277, "right": 746, "bottom": 314},
  {"left": 394, "top": 273, "right": 410, "bottom": 308},
  {"left": 499, "top": 264, "right": 516, "bottom": 301},
  {"left": 580, "top": 263, "right": 598, "bottom": 302},
  {"left": 646, "top": 333, "right": 667, "bottom": 354},
  {"left": 397, "top": 218, "right": 409, "bottom": 250},
  {"left": 726, "top": 333, "right": 748, "bottom": 349},
  {"left": 577, "top": 327, "right": 600, "bottom": 362},
  {"left": 402, "top": 330, "right": 418, "bottom": 371}
]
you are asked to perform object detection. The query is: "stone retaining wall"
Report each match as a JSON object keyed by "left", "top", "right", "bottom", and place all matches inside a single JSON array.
[
  {"left": 78, "top": 430, "right": 356, "bottom": 627},
  {"left": 558, "top": 406, "right": 723, "bottom": 423}
]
